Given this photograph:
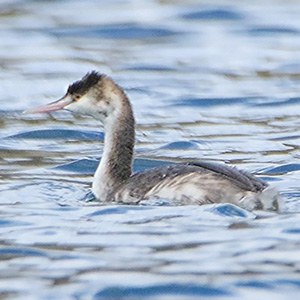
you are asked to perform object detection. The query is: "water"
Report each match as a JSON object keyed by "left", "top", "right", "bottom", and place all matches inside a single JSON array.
[{"left": 1, "top": 0, "right": 300, "bottom": 299}]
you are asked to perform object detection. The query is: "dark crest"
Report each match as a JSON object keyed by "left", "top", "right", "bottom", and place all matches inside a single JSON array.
[{"left": 67, "top": 71, "right": 102, "bottom": 95}]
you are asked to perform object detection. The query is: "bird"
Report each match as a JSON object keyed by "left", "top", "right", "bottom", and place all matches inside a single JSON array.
[{"left": 25, "top": 71, "right": 282, "bottom": 211}]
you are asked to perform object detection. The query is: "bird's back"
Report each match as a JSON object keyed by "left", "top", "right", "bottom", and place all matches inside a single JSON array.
[{"left": 113, "top": 161, "right": 280, "bottom": 211}]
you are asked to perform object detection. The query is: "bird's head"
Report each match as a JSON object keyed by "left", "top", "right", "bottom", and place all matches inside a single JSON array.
[{"left": 25, "top": 71, "right": 126, "bottom": 123}]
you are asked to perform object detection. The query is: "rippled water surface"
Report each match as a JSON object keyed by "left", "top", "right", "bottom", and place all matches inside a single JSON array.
[{"left": 1, "top": 0, "right": 300, "bottom": 299}]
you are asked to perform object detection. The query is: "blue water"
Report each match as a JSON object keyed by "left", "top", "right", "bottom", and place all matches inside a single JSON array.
[{"left": 1, "top": 0, "right": 300, "bottom": 299}]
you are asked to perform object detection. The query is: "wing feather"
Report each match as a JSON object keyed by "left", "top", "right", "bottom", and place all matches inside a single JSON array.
[
  {"left": 187, "top": 161, "right": 267, "bottom": 192},
  {"left": 115, "top": 161, "right": 267, "bottom": 202}
]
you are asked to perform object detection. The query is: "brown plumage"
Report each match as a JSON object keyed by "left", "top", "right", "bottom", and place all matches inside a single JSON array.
[{"left": 26, "top": 71, "right": 282, "bottom": 211}]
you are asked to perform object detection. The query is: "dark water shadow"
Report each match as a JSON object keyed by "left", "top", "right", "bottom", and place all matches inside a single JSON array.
[
  {"left": 172, "top": 96, "right": 300, "bottom": 108},
  {"left": 246, "top": 26, "right": 299, "bottom": 36},
  {"left": 94, "top": 283, "right": 231, "bottom": 299},
  {"left": 54, "top": 158, "right": 173, "bottom": 174},
  {"left": 262, "top": 164, "right": 300, "bottom": 175},
  {"left": 43, "top": 23, "right": 180, "bottom": 39},
  {"left": 182, "top": 7, "right": 244, "bottom": 21},
  {"left": 5, "top": 129, "right": 104, "bottom": 140},
  {"left": 172, "top": 96, "right": 260, "bottom": 107}
]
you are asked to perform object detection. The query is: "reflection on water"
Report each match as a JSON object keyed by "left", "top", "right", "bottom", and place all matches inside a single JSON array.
[{"left": 0, "top": 0, "right": 300, "bottom": 299}]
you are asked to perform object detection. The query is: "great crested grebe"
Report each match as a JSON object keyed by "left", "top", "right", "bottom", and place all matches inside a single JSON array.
[{"left": 26, "top": 71, "right": 281, "bottom": 211}]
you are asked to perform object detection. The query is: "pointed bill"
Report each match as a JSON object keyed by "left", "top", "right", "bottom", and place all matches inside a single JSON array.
[{"left": 24, "top": 95, "right": 73, "bottom": 114}]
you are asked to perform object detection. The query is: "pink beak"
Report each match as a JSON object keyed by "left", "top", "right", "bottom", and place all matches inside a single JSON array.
[{"left": 24, "top": 95, "right": 73, "bottom": 114}]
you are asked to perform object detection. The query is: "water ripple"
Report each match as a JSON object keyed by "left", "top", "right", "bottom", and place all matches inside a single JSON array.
[
  {"left": 160, "top": 141, "right": 200, "bottom": 150},
  {"left": 44, "top": 24, "right": 180, "bottom": 39},
  {"left": 54, "top": 158, "right": 173, "bottom": 173},
  {"left": 182, "top": 8, "right": 243, "bottom": 20},
  {"left": 263, "top": 164, "right": 300, "bottom": 175},
  {"left": 0, "top": 246, "right": 47, "bottom": 258},
  {"left": 173, "top": 96, "right": 259, "bottom": 107},
  {"left": 6, "top": 129, "right": 104, "bottom": 140},
  {"left": 246, "top": 26, "right": 299, "bottom": 36},
  {"left": 94, "top": 283, "right": 231, "bottom": 299}
]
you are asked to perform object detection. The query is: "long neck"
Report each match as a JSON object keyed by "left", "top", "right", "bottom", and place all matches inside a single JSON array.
[{"left": 92, "top": 99, "right": 135, "bottom": 201}]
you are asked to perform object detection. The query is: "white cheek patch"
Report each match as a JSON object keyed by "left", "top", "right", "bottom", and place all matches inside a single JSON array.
[
  {"left": 65, "top": 94, "right": 113, "bottom": 122},
  {"left": 65, "top": 94, "right": 95, "bottom": 113}
]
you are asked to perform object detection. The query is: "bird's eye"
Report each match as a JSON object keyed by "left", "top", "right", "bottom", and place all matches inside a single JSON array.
[{"left": 73, "top": 95, "right": 80, "bottom": 101}]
